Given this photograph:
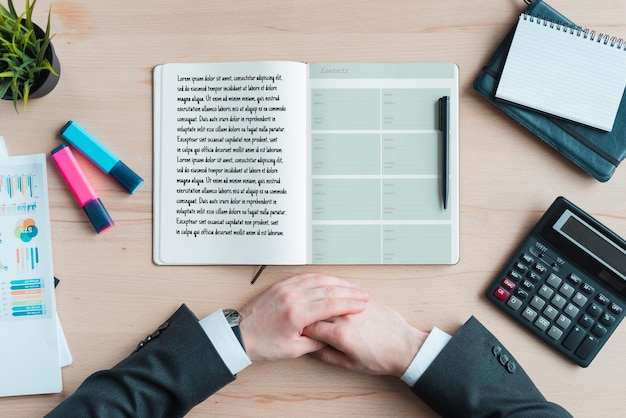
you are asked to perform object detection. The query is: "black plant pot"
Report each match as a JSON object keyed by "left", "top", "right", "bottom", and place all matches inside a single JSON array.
[{"left": 1, "top": 21, "right": 61, "bottom": 101}]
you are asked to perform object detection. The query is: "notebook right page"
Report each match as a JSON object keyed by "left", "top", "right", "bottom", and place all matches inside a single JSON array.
[{"left": 496, "top": 14, "right": 626, "bottom": 132}]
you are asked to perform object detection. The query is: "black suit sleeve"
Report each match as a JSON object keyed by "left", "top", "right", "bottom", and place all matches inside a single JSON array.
[
  {"left": 411, "top": 316, "right": 572, "bottom": 418},
  {"left": 46, "top": 304, "right": 235, "bottom": 418}
]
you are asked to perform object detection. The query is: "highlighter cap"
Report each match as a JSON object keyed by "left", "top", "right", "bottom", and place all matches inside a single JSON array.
[
  {"left": 83, "top": 198, "right": 115, "bottom": 233},
  {"left": 110, "top": 160, "right": 144, "bottom": 194}
]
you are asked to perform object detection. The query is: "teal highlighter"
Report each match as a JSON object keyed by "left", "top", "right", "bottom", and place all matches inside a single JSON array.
[{"left": 60, "top": 121, "right": 144, "bottom": 194}]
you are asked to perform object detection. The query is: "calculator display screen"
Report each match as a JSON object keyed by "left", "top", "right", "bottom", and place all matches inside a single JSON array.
[{"left": 553, "top": 209, "right": 626, "bottom": 283}]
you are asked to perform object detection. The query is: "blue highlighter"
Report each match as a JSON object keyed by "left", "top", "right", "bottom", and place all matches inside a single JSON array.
[{"left": 60, "top": 121, "right": 144, "bottom": 194}]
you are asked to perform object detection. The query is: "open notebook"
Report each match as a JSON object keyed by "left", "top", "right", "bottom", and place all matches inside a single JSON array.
[{"left": 153, "top": 62, "right": 460, "bottom": 265}]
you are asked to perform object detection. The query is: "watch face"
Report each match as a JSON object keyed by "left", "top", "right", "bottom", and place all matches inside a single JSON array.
[{"left": 223, "top": 309, "right": 240, "bottom": 327}]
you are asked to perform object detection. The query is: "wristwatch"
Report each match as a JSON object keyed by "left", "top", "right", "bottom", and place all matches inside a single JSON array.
[{"left": 223, "top": 309, "right": 245, "bottom": 350}]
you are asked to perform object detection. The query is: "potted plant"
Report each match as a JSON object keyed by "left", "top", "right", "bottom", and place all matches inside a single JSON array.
[{"left": 0, "top": 0, "right": 60, "bottom": 112}]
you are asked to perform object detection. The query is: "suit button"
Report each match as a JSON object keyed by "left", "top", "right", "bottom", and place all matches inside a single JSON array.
[
  {"left": 506, "top": 361, "right": 517, "bottom": 374},
  {"left": 499, "top": 353, "right": 509, "bottom": 366}
]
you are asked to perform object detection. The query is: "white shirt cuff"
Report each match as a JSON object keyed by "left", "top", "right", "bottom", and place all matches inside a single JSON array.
[
  {"left": 401, "top": 327, "right": 452, "bottom": 386},
  {"left": 198, "top": 310, "right": 252, "bottom": 375}
]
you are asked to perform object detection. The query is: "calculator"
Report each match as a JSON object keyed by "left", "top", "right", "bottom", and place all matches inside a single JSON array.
[{"left": 486, "top": 197, "right": 626, "bottom": 367}]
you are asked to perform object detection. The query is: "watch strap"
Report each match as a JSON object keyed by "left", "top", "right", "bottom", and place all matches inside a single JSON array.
[{"left": 223, "top": 309, "right": 245, "bottom": 351}]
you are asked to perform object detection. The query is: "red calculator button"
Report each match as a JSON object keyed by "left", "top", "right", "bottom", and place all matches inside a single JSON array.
[
  {"left": 494, "top": 287, "right": 510, "bottom": 302},
  {"left": 502, "top": 278, "right": 516, "bottom": 291}
]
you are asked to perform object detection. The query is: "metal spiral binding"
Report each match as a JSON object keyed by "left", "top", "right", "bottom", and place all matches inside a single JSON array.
[{"left": 522, "top": 13, "right": 625, "bottom": 51}]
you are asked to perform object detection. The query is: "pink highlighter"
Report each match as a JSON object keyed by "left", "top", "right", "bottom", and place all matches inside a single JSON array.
[{"left": 51, "top": 144, "right": 114, "bottom": 233}]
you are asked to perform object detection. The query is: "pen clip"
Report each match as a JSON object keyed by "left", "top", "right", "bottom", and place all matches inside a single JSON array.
[{"left": 438, "top": 96, "right": 448, "bottom": 131}]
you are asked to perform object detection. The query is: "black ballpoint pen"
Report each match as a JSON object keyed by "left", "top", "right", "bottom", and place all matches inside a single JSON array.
[{"left": 438, "top": 96, "right": 450, "bottom": 210}]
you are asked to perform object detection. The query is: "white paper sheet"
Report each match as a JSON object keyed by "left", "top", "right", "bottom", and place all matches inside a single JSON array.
[{"left": 0, "top": 153, "right": 62, "bottom": 396}]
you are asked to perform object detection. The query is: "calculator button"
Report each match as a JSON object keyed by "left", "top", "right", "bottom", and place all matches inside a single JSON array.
[
  {"left": 533, "top": 263, "right": 548, "bottom": 275},
  {"left": 520, "top": 253, "right": 534, "bottom": 265},
  {"left": 564, "top": 303, "right": 580, "bottom": 318},
  {"left": 543, "top": 305, "right": 559, "bottom": 321},
  {"left": 556, "top": 315, "right": 572, "bottom": 329},
  {"left": 513, "top": 262, "right": 528, "bottom": 273},
  {"left": 592, "top": 324, "right": 608, "bottom": 338},
  {"left": 600, "top": 313, "right": 616, "bottom": 327},
  {"left": 559, "top": 283, "right": 575, "bottom": 298},
  {"left": 551, "top": 294, "right": 567, "bottom": 310},
  {"left": 548, "top": 326, "right": 564, "bottom": 341},
  {"left": 546, "top": 274, "right": 562, "bottom": 288},
  {"left": 596, "top": 294, "right": 610, "bottom": 305},
  {"left": 579, "top": 314, "right": 594, "bottom": 329},
  {"left": 609, "top": 303, "right": 623, "bottom": 316},
  {"left": 527, "top": 272, "right": 542, "bottom": 283},
  {"left": 521, "top": 280, "right": 535, "bottom": 292},
  {"left": 587, "top": 303, "right": 602, "bottom": 318},
  {"left": 530, "top": 296, "right": 546, "bottom": 310},
  {"left": 507, "top": 296, "right": 523, "bottom": 311},
  {"left": 493, "top": 287, "right": 509, "bottom": 302},
  {"left": 572, "top": 292, "right": 588, "bottom": 307},
  {"left": 508, "top": 270, "right": 523, "bottom": 282},
  {"left": 568, "top": 273, "right": 582, "bottom": 286},
  {"left": 501, "top": 278, "right": 516, "bottom": 291},
  {"left": 563, "top": 326, "right": 586, "bottom": 351},
  {"left": 535, "top": 316, "right": 550, "bottom": 332},
  {"left": 522, "top": 307, "right": 538, "bottom": 322},
  {"left": 515, "top": 288, "right": 529, "bottom": 300},
  {"left": 538, "top": 285, "right": 554, "bottom": 300},
  {"left": 575, "top": 336, "right": 599, "bottom": 360},
  {"left": 581, "top": 283, "right": 595, "bottom": 295}
]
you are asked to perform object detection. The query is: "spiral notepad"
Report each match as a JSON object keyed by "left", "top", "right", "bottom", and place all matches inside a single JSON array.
[{"left": 496, "top": 14, "right": 626, "bottom": 132}]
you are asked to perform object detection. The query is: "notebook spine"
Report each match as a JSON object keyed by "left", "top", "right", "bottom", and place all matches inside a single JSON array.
[{"left": 522, "top": 13, "right": 625, "bottom": 50}]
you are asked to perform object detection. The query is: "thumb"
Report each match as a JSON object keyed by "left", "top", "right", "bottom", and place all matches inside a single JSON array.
[{"left": 291, "top": 335, "right": 328, "bottom": 357}]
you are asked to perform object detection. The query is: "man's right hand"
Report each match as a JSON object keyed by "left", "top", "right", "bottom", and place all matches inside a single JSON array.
[{"left": 304, "top": 301, "right": 429, "bottom": 378}]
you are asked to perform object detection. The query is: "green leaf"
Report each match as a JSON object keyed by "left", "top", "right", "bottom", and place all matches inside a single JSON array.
[
  {"left": 1, "top": 0, "right": 56, "bottom": 112},
  {"left": 8, "top": 0, "right": 17, "bottom": 18},
  {"left": 23, "top": 79, "right": 29, "bottom": 109}
]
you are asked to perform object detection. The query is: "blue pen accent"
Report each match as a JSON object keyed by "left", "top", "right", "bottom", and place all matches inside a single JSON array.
[{"left": 60, "top": 121, "right": 144, "bottom": 194}]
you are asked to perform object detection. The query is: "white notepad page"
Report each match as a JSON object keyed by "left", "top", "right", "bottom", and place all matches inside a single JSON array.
[{"left": 496, "top": 14, "right": 626, "bottom": 132}]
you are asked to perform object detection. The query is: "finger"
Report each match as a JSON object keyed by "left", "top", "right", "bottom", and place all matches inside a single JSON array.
[
  {"left": 305, "top": 297, "right": 367, "bottom": 326},
  {"left": 303, "top": 320, "right": 340, "bottom": 346},
  {"left": 310, "top": 346, "right": 356, "bottom": 371},
  {"left": 306, "top": 285, "right": 371, "bottom": 305},
  {"left": 290, "top": 335, "right": 328, "bottom": 357},
  {"left": 285, "top": 274, "right": 362, "bottom": 292}
]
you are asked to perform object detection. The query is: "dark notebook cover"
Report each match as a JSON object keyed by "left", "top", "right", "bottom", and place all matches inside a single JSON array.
[{"left": 473, "top": 0, "right": 626, "bottom": 182}]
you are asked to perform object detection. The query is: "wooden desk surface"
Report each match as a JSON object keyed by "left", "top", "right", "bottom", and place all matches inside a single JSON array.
[{"left": 2, "top": 0, "right": 625, "bottom": 416}]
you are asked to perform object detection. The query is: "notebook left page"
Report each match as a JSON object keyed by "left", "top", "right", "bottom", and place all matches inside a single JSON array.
[
  {"left": 0, "top": 154, "right": 61, "bottom": 396},
  {"left": 153, "top": 62, "right": 308, "bottom": 265}
]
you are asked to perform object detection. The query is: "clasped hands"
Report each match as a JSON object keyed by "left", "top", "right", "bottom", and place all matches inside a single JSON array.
[{"left": 239, "top": 274, "right": 428, "bottom": 378}]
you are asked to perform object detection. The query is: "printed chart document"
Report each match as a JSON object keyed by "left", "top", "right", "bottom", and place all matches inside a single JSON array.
[
  {"left": 0, "top": 154, "right": 62, "bottom": 396},
  {"left": 154, "top": 62, "right": 459, "bottom": 265}
]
